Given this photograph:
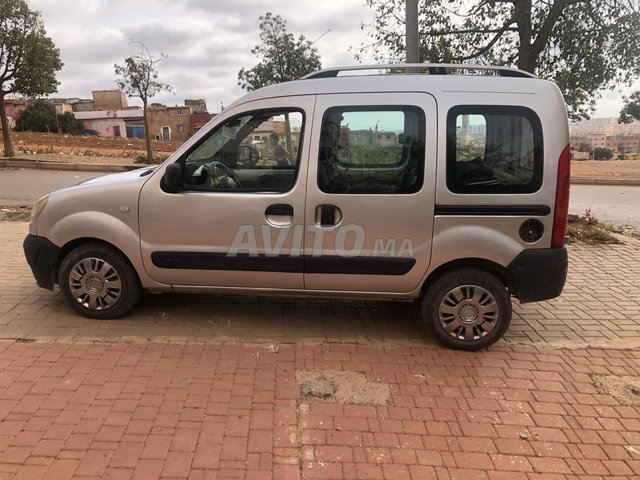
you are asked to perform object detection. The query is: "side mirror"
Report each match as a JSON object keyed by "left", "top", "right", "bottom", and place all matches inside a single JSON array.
[{"left": 163, "top": 163, "right": 183, "bottom": 193}]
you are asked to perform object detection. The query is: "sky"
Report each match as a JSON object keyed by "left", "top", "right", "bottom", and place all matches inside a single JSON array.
[{"left": 29, "top": 0, "right": 638, "bottom": 119}]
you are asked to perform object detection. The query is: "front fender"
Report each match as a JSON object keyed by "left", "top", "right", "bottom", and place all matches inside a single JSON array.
[{"left": 45, "top": 211, "right": 158, "bottom": 288}]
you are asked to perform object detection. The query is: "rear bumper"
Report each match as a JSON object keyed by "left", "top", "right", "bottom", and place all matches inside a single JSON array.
[
  {"left": 23, "top": 234, "right": 60, "bottom": 290},
  {"left": 508, "top": 247, "right": 568, "bottom": 303}
]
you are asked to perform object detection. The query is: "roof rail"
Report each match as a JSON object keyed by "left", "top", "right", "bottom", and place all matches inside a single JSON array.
[{"left": 302, "top": 63, "right": 536, "bottom": 80}]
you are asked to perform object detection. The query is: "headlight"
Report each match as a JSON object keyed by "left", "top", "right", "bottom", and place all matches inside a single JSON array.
[{"left": 30, "top": 195, "right": 49, "bottom": 222}]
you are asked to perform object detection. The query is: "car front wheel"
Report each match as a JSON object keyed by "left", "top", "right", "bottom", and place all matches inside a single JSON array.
[{"left": 59, "top": 242, "right": 142, "bottom": 319}]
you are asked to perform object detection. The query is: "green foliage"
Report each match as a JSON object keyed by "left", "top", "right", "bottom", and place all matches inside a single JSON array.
[
  {"left": 359, "top": 0, "right": 640, "bottom": 119},
  {"left": 593, "top": 147, "right": 614, "bottom": 160},
  {"left": 14, "top": 100, "right": 54, "bottom": 132},
  {"left": 238, "top": 12, "right": 322, "bottom": 91},
  {"left": 577, "top": 143, "right": 592, "bottom": 153},
  {"left": 619, "top": 91, "right": 640, "bottom": 124},
  {"left": 0, "top": 0, "right": 62, "bottom": 156},
  {"left": 15, "top": 100, "right": 84, "bottom": 134},
  {"left": 57, "top": 111, "right": 84, "bottom": 135},
  {"left": 0, "top": 0, "right": 62, "bottom": 96},
  {"left": 341, "top": 144, "right": 399, "bottom": 165}
]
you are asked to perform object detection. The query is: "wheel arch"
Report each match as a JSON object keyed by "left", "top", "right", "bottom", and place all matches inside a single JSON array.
[
  {"left": 55, "top": 237, "right": 138, "bottom": 286},
  {"left": 420, "top": 257, "right": 513, "bottom": 298}
]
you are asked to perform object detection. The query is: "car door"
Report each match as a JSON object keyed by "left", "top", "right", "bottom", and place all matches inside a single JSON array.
[
  {"left": 304, "top": 92, "right": 437, "bottom": 293},
  {"left": 138, "top": 96, "right": 315, "bottom": 289}
]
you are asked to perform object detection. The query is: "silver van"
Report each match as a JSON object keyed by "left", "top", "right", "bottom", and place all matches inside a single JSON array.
[{"left": 23, "top": 64, "right": 570, "bottom": 350}]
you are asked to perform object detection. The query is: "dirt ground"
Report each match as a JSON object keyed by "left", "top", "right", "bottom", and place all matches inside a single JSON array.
[
  {"left": 2, "top": 131, "right": 182, "bottom": 159},
  {"left": 571, "top": 159, "right": 640, "bottom": 178}
]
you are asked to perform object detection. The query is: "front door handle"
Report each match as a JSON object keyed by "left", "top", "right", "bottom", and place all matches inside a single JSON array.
[
  {"left": 265, "top": 204, "right": 293, "bottom": 227},
  {"left": 266, "top": 204, "right": 293, "bottom": 216},
  {"left": 316, "top": 204, "right": 342, "bottom": 227}
]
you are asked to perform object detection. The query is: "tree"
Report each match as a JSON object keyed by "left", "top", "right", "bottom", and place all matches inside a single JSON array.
[
  {"left": 14, "top": 100, "right": 84, "bottom": 134},
  {"left": 593, "top": 147, "right": 613, "bottom": 160},
  {"left": 238, "top": 13, "right": 321, "bottom": 152},
  {"left": 237, "top": 12, "right": 321, "bottom": 91},
  {"left": 577, "top": 143, "right": 592, "bottom": 153},
  {"left": 14, "top": 99, "right": 53, "bottom": 132},
  {"left": 0, "top": 0, "right": 62, "bottom": 157},
  {"left": 115, "top": 42, "right": 171, "bottom": 163},
  {"left": 57, "top": 111, "right": 84, "bottom": 135},
  {"left": 619, "top": 91, "right": 640, "bottom": 124},
  {"left": 358, "top": 0, "right": 640, "bottom": 119}
]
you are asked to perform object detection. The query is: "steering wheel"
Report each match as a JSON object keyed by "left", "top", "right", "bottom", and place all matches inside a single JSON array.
[
  {"left": 238, "top": 145, "right": 260, "bottom": 166},
  {"left": 208, "top": 161, "right": 242, "bottom": 188}
]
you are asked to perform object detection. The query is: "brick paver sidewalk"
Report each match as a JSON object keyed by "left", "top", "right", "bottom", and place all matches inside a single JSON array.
[
  {"left": 1, "top": 221, "right": 640, "bottom": 347},
  {"left": 1, "top": 220, "right": 640, "bottom": 478},
  {"left": 1, "top": 340, "right": 639, "bottom": 479}
]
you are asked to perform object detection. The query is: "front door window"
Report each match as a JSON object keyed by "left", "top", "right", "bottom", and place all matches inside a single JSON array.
[{"left": 181, "top": 110, "right": 304, "bottom": 193}]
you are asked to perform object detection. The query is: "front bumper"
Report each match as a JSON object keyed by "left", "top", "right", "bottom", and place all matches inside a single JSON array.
[
  {"left": 23, "top": 234, "right": 61, "bottom": 290},
  {"left": 507, "top": 247, "right": 568, "bottom": 303}
]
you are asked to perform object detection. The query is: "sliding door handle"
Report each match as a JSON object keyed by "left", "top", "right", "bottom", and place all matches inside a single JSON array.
[{"left": 316, "top": 204, "right": 342, "bottom": 227}]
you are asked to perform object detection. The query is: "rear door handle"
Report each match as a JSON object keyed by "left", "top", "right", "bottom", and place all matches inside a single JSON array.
[
  {"left": 265, "top": 204, "right": 293, "bottom": 227},
  {"left": 316, "top": 204, "right": 342, "bottom": 227}
]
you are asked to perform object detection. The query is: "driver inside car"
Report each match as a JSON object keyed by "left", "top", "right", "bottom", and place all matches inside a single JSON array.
[{"left": 268, "top": 133, "right": 292, "bottom": 166}]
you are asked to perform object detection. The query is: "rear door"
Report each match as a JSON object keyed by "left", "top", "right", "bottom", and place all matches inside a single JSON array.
[{"left": 303, "top": 92, "right": 437, "bottom": 293}]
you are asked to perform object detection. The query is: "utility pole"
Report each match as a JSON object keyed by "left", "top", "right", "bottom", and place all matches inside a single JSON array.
[{"left": 406, "top": 0, "right": 419, "bottom": 64}]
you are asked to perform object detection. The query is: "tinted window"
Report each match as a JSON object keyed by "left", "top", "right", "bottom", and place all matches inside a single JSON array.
[
  {"left": 447, "top": 106, "right": 543, "bottom": 194},
  {"left": 181, "top": 110, "right": 303, "bottom": 193},
  {"left": 318, "top": 107, "right": 425, "bottom": 194}
]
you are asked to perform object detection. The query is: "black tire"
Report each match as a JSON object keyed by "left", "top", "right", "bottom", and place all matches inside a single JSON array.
[
  {"left": 58, "top": 242, "right": 142, "bottom": 319},
  {"left": 422, "top": 268, "right": 512, "bottom": 350}
]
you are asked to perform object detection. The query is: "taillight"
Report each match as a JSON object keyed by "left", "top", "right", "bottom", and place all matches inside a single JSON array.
[{"left": 551, "top": 144, "right": 571, "bottom": 248}]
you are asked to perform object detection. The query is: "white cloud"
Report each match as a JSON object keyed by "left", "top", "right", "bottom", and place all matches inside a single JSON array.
[
  {"left": 30, "top": 0, "right": 376, "bottom": 110},
  {"left": 27, "top": 1, "right": 639, "bottom": 117}
]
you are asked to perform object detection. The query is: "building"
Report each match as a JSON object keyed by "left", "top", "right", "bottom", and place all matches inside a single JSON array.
[
  {"left": 570, "top": 117, "right": 640, "bottom": 137},
  {"left": 73, "top": 100, "right": 95, "bottom": 112},
  {"left": 606, "top": 135, "right": 640, "bottom": 154},
  {"left": 185, "top": 99, "right": 208, "bottom": 114},
  {"left": 147, "top": 106, "right": 192, "bottom": 142},
  {"left": 570, "top": 117, "right": 640, "bottom": 153},
  {"left": 2, "top": 98, "right": 28, "bottom": 129},
  {"left": 74, "top": 109, "right": 143, "bottom": 138},
  {"left": 190, "top": 113, "right": 215, "bottom": 135},
  {"left": 92, "top": 91, "right": 128, "bottom": 111}
]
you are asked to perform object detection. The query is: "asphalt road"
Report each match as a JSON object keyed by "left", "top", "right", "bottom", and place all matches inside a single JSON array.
[
  {"left": 1, "top": 168, "right": 639, "bottom": 227},
  {"left": 569, "top": 184, "right": 640, "bottom": 228},
  {"left": 0, "top": 168, "right": 102, "bottom": 206}
]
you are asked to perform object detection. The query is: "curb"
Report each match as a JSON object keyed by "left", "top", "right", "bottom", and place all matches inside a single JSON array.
[
  {"left": 2, "top": 157, "right": 640, "bottom": 186},
  {"left": 0, "top": 157, "right": 139, "bottom": 173},
  {"left": 570, "top": 177, "right": 640, "bottom": 186}
]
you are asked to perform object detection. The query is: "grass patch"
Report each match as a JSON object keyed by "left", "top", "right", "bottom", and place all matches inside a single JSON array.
[
  {"left": 568, "top": 209, "right": 622, "bottom": 245},
  {"left": 0, "top": 205, "right": 31, "bottom": 222}
]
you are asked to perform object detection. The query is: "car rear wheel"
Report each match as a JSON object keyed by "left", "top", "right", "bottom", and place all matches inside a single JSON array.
[
  {"left": 422, "top": 268, "right": 512, "bottom": 350},
  {"left": 59, "top": 242, "right": 142, "bottom": 319}
]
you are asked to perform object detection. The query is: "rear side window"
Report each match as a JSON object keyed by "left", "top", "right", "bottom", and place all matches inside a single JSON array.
[
  {"left": 318, "top": 106, "right": 425, "bottom": 194},
  {"left": 447, "top": 106, "right": 543, "bottom": 194}
]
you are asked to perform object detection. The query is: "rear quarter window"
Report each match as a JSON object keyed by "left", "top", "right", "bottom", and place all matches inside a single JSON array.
[{"left": 446, "top": 105, "right": 543, "bottom": 194}]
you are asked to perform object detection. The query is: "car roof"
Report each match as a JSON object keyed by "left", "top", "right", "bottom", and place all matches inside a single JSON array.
[{"left": 226, "top": 64, "right": 558, "bottom": 111}]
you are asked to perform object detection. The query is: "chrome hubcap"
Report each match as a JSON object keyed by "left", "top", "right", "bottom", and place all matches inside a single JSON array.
[
  {"left": 438, "top": 285, "right": 499, "bottom": 342},
  {"left": 69, "top": 258, "right": 122, "bottom": 310}
]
